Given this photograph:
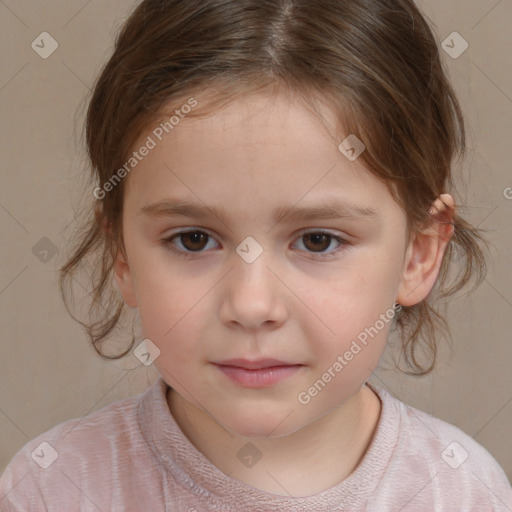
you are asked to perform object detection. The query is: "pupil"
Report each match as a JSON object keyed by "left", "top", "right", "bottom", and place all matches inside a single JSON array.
[
  {"left": 185, "top": 232, "right": 206, "bottom": 250},
  {"left": 306, "top": 234, "right": 329, "bottom": 252}
]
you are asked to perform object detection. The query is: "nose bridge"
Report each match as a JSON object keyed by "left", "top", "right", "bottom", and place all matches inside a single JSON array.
[
  {"left": 220, "top": 242, "right": 286, "bottom": 328},
  {"left": 231, "top": 239, "right": 276, "bottom": 289}
]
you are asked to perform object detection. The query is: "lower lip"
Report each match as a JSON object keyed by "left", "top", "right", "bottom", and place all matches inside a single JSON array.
[{"left": 214, "top": 364, "right": 303, "bottom": 388}]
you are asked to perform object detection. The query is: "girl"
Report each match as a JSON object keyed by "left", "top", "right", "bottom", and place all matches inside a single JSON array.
[{"left": 1, "top": 0, "right": 511, "bottom": 510}]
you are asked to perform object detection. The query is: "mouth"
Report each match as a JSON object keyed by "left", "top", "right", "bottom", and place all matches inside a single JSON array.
[
  {"left": 215, "top": 358, "right": 300, "bottom": 370},
  {"left": 212, "top": 359, "right": 305, "bottom": 388}
]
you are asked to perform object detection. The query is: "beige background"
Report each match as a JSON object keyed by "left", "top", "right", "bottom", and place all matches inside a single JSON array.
[{"left": 0, "top": 0, "right": 511, "bottom": 488}]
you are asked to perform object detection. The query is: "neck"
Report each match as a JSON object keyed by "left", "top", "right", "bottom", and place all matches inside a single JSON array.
[{"left": 167, "top": 384, "right": 382, "bottom": 497}]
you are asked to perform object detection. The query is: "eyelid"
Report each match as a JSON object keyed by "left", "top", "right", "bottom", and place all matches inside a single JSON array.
[
  {"left": 163, "top": 226, "right": 348, "bottom": 238},
  {"left": 295, "top": 227, "right": 346, "bottom": 238}
]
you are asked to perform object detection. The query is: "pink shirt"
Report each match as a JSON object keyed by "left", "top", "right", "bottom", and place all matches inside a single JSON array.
[{"left": 1, "top": 377, "right": 511, "bottom": 511}]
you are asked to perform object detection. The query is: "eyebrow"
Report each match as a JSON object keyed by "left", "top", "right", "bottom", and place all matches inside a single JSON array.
[{"left": 139, "top": 199, "right": 379, "bottom": 224}]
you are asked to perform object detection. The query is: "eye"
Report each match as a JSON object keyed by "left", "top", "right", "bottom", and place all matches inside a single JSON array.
[
  {"left": 292, "top": 230, "right": 348, "bottom": 258},
  {"left": 161, "top": 229, "right": 349, "bottom": 259},
  {"left": 162, "top": 229, "right": 218, "bottom": 257}
]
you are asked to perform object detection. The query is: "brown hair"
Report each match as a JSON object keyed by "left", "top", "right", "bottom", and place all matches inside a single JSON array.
[{"left": 60, "top": 0, "right": 489, "bottom": 376}]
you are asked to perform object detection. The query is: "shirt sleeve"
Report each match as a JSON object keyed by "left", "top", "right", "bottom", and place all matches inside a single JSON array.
[{"left": 0, "top": 448, "right": 49, "bottom": 511}]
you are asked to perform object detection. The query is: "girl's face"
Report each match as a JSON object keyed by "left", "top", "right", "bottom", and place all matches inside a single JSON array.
[{"left": 114, "top": 90, "right": 419, "bottom": 437}]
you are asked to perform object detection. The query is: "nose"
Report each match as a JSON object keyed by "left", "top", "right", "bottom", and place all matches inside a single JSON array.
[{"left": 219, "top": 250, "right": 288, "bottom": 331}]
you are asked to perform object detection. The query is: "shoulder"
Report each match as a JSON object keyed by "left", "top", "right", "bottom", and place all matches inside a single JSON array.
[
  {"left": 0, "top": 383, "right": 153, "bottom": 511},
  {"left": 370, "top": 384, "right": 512, "bottom": 510}
]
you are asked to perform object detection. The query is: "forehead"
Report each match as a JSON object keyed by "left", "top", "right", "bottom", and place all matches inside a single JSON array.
[{"left": 122, "top": 91, "right": 398, "bottom": 224}]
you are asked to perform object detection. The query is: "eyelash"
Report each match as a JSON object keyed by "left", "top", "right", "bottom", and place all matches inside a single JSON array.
[{"left": 160, "top": 229, "right": 350, "bottom": 259}]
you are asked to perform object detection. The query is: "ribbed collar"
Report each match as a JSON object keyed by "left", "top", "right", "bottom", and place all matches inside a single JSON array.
[{"left": 138, "top": 376, "right": 399, "bottom": 511}]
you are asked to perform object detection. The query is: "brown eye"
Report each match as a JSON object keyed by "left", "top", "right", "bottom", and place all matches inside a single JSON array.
[
  {"left": 162, "top": 230, "right": 217, "bottom": 256},
  {"left": 302, "top": 233, "right": 332, "bottom": 253},
  {"left": 178, "top": 231, "right": 209, "bottom": 251},
  {"left": 162, "top": 229, "right": 349, "bottom": 259},
  {"left": 293, "top": 231, "right": 347, "bottom": 257}
]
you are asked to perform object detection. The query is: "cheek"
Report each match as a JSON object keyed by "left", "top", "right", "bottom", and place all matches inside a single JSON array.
[
  {"left": 310, "top": 267, "right": 391, "bottom": 331},
  {"left": 302, "top": 264, "right": 397, "bottom": 372},
  {"left": 141, "top": 304, "right": 204, "bottom": 382},
  {"left": 130, "top": 245, "right": 191, "bottom": 309},
  {"left": 131, "top": 260, "right": 199, "bottom": 351}
]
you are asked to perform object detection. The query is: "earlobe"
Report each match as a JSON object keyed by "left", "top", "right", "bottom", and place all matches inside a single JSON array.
[
  {"left": 396, "top": 194, "right": 455, "bottom": 307},
  {"left": 113, "top": 247, "right": 138, "bottom": 308}
]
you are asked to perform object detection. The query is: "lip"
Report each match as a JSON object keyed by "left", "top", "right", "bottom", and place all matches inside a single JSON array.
[
  {"left": 215, "top": 358, "right": 297, "bottom": 370},
  {"left": 212, "top": 359, "right": 304, "bottom": 388}
]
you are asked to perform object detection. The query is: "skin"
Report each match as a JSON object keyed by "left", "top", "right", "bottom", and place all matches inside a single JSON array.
[{"left": 113, "top": 89, "right": 454, "bottom": 496}]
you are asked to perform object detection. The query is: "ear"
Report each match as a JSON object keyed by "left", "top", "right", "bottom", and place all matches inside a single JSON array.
[
  {"left": 113, "top": 245, "right": 138, "bottom": 308},
  {"left": 95, "top": 201, "right": 138, "bottom": 308},
  {"left": 396, "top": 194, "right": 455, "bottom": 307}
]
